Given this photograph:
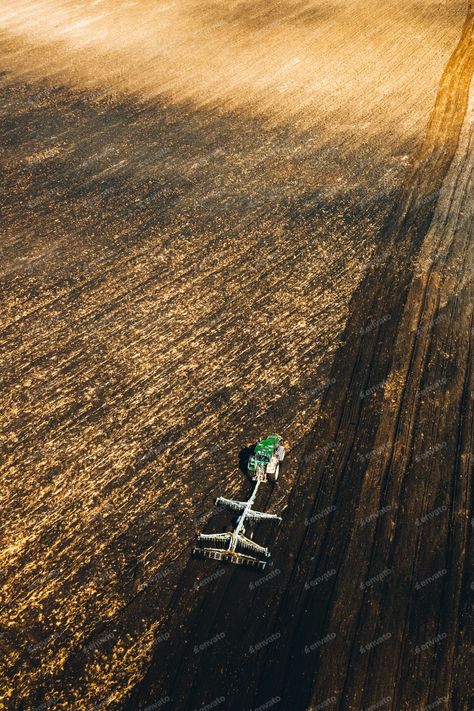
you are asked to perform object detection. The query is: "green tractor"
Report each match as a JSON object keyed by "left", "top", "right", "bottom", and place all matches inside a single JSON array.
[{"left": 247, "top": 434, "right": 285, "bottom": 483}]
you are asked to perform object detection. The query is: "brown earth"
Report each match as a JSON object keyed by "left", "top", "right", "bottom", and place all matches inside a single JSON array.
[{"left": 0, "top": 2, "right": 472, "bottom": 710}]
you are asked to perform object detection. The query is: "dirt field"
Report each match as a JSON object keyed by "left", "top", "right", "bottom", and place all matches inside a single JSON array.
[{"left": 0, "top": 2, "right": 472, "bottom": 710}]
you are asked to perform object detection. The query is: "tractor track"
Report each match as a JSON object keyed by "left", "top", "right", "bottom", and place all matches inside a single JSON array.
[{"left": 127, "top": 6, "right": 474, "bottom": 711}]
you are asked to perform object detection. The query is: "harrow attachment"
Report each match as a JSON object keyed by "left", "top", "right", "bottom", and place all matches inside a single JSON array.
[
  {"left": 193, "top": 476, "right": 281, "bottom": 570},
  {"left": 215, "top": 497, "right": 281, "bottom": 523}
]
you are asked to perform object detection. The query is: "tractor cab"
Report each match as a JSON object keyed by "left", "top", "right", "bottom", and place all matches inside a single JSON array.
[{"left": 248, "top": 434, "right": 285, "bottom": 482}]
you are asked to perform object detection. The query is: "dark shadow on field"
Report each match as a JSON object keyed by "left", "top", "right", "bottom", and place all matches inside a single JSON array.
[{"left": 238, "top": 444, "right": 255, "bottom": 478}]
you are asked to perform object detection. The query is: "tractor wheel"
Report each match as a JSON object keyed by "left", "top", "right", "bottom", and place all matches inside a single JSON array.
[{"left": 268, "top": 463, "right": 279, "bottom": 482}]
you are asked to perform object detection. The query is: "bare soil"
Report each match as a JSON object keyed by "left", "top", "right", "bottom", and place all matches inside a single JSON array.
[{"left": 0, "top": 2, "right": 472, "bottom": 709}]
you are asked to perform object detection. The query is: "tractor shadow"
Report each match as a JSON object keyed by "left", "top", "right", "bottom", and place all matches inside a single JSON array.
[{"left": 238, "top": 444, "right": 255, "bottom": 480}]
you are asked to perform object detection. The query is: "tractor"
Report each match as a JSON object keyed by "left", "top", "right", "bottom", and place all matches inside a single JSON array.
[{"left": 247, "top": 434, "right": 285, "bottom": 483}]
